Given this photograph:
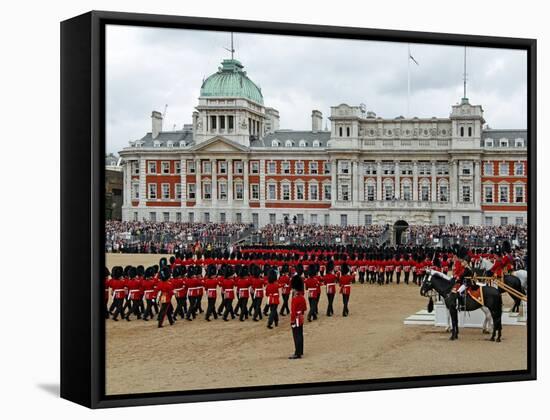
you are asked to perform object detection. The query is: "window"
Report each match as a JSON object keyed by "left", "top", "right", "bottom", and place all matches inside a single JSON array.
[
  {"left": 210, "top": 116, "right": 217, "bottom": 130},
  {"left": 365, "top": 214, "right": 372, "bottom": 225},
  {"left": 202, "top": 161, "right": 212, "bottom": 174},
  {"left": 311, "top": 214, "right": 318, "bottom": 224},
  {"left": 339, "top": 127, "right": 343, "bottom": 137},
  {"left": 323, "top": 184, "right": 332, "bottom": 201},
  {"left": 148, "top": 183, "right": 157, "bottom": 199},
  {"left": 462, "top": 185, "right": 471, "bottom": 202},
  {"left": 499, "top": 185, "right": 509, "bottom": 203},
  {"left": 515, "top": 185, "right": 524, "bottom": 203},
  {"left": 204, "top": 212, "right": 210, "bottom": 223},
  {"left": 340, "top": 214, "right": 348, "bottom": 226},
  {"left": 402, "top": 183, "right": 412, "bottom": 201},
  {"left": 175, "top": 183, "right": 182, "bottom": 199},
  {"left": 203, "top": 182, "right": 212, "bottom": 200},
  {"left": 235, "top": 183, "right": 244, "bottom": 200},
  {"left": 324, "top": 214, "right": 330, "bottom": 226},
  {"left": 282, "top": 184, "right": 290, "bottom": 200},
  {"left": 400, "top": 164, "right": 413, "bottom": 176},
  {"left": 176, "top": 212, "right": 182, "bottom": 222},
  {"left": 235, "top": 213, "right": 242, "bottom": 223},
  {"left": 251, "top": 184, "right": 260, "bottom": 200},
  {"left": 383, "top": 163, "right": 396, "bottom": 175},
  {"left": 341, "top": 184, "right": 350, "bottom": 201},
  {"left": 484, "top": 186, "right": 493, "bottom": 203},
  {"left": 250, "top": 161, "right": 259, "bottom": 174},
  {"left": 461, "top": 163, "right": 472, "bottom": 176},
  {"left": 296, "top": 161, "right": 304, "bottom": 175},
  {"left": 219, "top": 161, "right": 227, "bottom": 174},
  {"left": 150, "top": 212, "right": 157, "bottom": 222},
  {"left": 438, "top": 215, "right": 446, "bottom": 225},
  {"left": 515, "top": 162, "right": 525, "bottom": 176},
  {"left": 460, "top": 126, "right": 464, "bottom": 137},
  {"left": 271, "top": 140, "right": 280, "bottom": 147},
  {"left": 384, "top": 182, "right": 394, "bottom": 201},
  {"left": 161, "top": 161, "right": 170, "bottom": 174},
  {"left": 462, "top": 216, "right": 470, "bottom": 226},
  {"left": 439, "top": 183, "right": 448, "bottom": 202},
  {"left": 485, "top": 216, "right": 493, "bottom": 226},
  {"left": 515, "top": 138, "right": 525, "bottom": 147},
  {"left": 282, "top": 161, "right": 290, "bottom": 174},
  {"left": 310, "top": 162, "right": 318, "bottom": 174},
  {"left": 436, "top": 163, "right": 449, "bottom": 175},
  {"left": 220, "top": 212, "right": 226, "bottom": 223},
  {"left": 309, "top": 184, "right": 318, "bottom": 200},
  {"left": 188, "top": 184, "right": 196, "bottom": 200},
  {"left": 421, "top": 184, "right": 430, "bottom": 201},
  {"left": 268, "top": 184, "right": 277, "bottom": 200},
  {"left": 346, "top": 127, "right": 351, "bottom": 137},
  {"left": 500, "top": 138, "right": 509, "bottom": 147},
  {"left": 269, "top": 213, "right": 276, "bottom": 224},
  {"left": 132, "top": 183, "right": 139, "bottom": 200},
  {"left": 131, "top": 161, "right": 139, "bottom": 175},
  {"left": 175, "top": 161, "right": 181, "bottom": 174},
  {"left": 228, "top": 116, "right": 234, "bottom": 130},
  {"left": 500, "top": 217, "right": 508, "bottom": 226},
  {"left": 485, "top": 138, "right": 494, "bottom": 147},
  {"left": 148, "top": 162, "right": 157, "bottom": 174},
  {"left": 296, "top": 184, "right": 304, "bottom": 200},
  {"left": 484, "top": 162, "right": 493, "bottom": 175},
  {"left": 234, "top": 161, "right": 243, "bottom": 174},
  {"left": 296, "top": 214, "right": 304, "bottom": 224},
  {"left": 219, "top": 116, "right": 225, "bottom": 130},
  {"left": 340, "top": 161, "right": 350, "bottom": 174},
  {"left": 187, "top": 160, "right": 196, "bottom": 174},
  {"left": 285, "top": 140, "right": 293, "bottom": 147},
  {"left": 313, "top": 140, "right": 320, "bottom": 147},
  {"left": 499, "top": 162, "right": 509, "bottom": 176},
  {"left": 267, "top": 161, "right": 276, "bottom": 174},
  {"left": 188, "top": 212, "right": 194, "bottom": 223},
  {"left": 323, "top": 162, "right": 331, "bottom": 174},
  {"left": 133, "top": 212, "right": 138, "bottom": 222},
  {"left": 299, "top": 140, "right": 307, "bottom": 147},
  {"left": 153, "top": 141, "right": 160, "bottom": 148},
  {"left": 163, "top": 212, "right": 170, "bottom": 222},
  {"left": 364, "top": 162, "right": 377, "bottom": 175},
  {"left": 219, "top": 182, "right": 227, "bottom": 200},
  {"left": 515, "top": 217, "right": 524, "bottom": 225},
  {"left": 366, "top": 182, "right": 375, "bottom": 201},
  {"left": 468, "top": 127, "right": 472, "bottom": 137}
]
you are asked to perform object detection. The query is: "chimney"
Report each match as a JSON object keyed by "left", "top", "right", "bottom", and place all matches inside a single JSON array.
[
  {"left": 311, "top": 110, "right": 322, "bottom": 133},
  {"left": 151, "top": 111, "right": 163, "bottom": 139}
]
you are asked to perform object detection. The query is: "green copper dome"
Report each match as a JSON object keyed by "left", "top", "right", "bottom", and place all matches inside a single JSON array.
[{"left": 200, "top": 59, "right": 264, "bottom": 105}]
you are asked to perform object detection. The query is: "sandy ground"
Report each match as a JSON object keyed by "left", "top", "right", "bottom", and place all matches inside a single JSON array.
[{"left": 105, "top": 253, "right": 527, "bottom": 396}]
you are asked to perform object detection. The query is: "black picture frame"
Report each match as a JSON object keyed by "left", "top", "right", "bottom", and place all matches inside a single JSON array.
[{"left": 60, "top": 10, "right": 537, "bottom": 409}]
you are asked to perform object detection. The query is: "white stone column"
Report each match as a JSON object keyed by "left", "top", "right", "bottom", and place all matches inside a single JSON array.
[
  {"left": 395, "top": 161, "right": 400, "bottom": 199},
  {"left": 352, "top": 159, "right": 359, "bottom": 204},
  {"left": 243, "top": 158, "right": 250, "bottom": 207},
  {"left": 259, "top": 158, "right": 266, "bottom": 207},
  {"left": 228, "top": 159, "right": 233, "bottom": 202},
  {"left": 358, "top": 160, "right": 365, "bottom": 202},
  {"left": 211, "top": 159, "right": 218, "bottom": 209},
  {"left": 196, "top": 158, "right": 202, "bottom": 206},
  {"left": 431, "top": 161, "right": 437, "bottom": 202},
  {"left": 180, "top": 157, "right": 186, "bottom": 201},
  {"left": 123, "top": 161, "right": 131, "bottom": 207},
  {"left": 450, "top": 160, "right": 458, "bottom": 207},
  {"left": 331, "top": 158, "right": 337, "bottom": 207},
  {"left": 138, "top": 157, "right": 146, "bottom": 208},
  {"left": 376, "top": 160, "right": 382, "bottom": 201},
  {"left": 412, "top": 160, "right": 418, "bottom": 201},
  {"left": 474, "top": 160, "right": 481, "bottom": 206}
]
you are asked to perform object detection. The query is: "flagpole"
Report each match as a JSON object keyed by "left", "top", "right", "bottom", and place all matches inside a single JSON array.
[{"left": 407, "top": 44, "right": 411, "bottom": 118}]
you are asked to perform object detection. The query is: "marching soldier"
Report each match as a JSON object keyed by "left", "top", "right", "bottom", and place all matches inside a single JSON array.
[
  {"left": 172, "top": 266, "right": 188, "bottom": 320},
  {"left": 289, "top": 275, "right": 307, "bottom": 359},
  {"left": 124, "top": 266, "right": 143, "bottom": 321},
  {"left": 108, "top": 266, "right": 126, "bottom": 321},
  {"left": 265, "top": 269, "right": 280, "bottom": 329},
  {"left": 249, "top": 265, "right": 265, "bottom": 322},
  {"left": 323, "top": 260, "right": 337, "bottom": 316},
  {"left": 221, "top": 266, "right": 236, "bottom": 321},
  {"left": 203, "top": 265, "right": 219, "bottom": 321},
  {"left": 141, "top": 267, "right": 158, "bottom": 321},
  {"left": 236, "top": 266, "right": 251, "bottom": 321},
  {"left": 339, "top": 263, "right": 353, "bottom": 316},
  {"left": 304, "top": 265, "right": 320, "bottom": 322},
  {"left": 156, "top": 266, "right": 175, "bottom": 328},
  {"left": 104, "top": 267, "right": 110, "bottom": 319},
  {"left": 278, "top": 265, "right": 291, "bottom": 316}
]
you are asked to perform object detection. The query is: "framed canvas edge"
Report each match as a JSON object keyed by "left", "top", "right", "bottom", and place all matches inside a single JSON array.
[{"left": 60, "top": 10, "right": 537, "bottom": 409}]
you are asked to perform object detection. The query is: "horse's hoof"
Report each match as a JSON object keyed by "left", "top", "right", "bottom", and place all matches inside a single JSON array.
[
  {"left": 490, "top": 337, "right": 495, "bottom": 342},
  {"left": 496, "top": 338, "right": 501, "bottom": 343}
]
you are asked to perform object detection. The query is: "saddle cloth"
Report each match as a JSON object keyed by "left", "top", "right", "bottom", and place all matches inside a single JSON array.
[{"left": 467, "top": 286, "right": 484, "bottom": 306}]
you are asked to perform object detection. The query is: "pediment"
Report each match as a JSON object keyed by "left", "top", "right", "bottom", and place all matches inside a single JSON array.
[{"left": 190, "top": 136, "right": 249, "bottom": 153}]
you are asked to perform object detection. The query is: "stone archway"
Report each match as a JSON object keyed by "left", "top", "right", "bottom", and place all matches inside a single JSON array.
[{"left": 394, "top": 220, "right": 409, "bottom": 245}]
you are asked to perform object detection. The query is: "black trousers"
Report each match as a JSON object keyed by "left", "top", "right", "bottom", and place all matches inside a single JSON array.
[
  {"left": 217, "top": 295, "right": 225, "bottom": 315},
  {"left": 396, "top": 272, "right": 401, "bottom": 284},
  {"left": 121, "top": 298, "right": 131, "bottom": 317},
  {"left": 238, "top": 297, "right": 249, "bottom": 321},
  {"left": 111, "top": 297, "right": 124, "bottom": 320},
  {"left": 157, "top": 302, "right": 174, "bottom": 327},
  {"left": 369, "top": 271, "right": 375, "bottom": 284},
  {"left": 307, "top": 297, "right": 318, "bottom": 321},
  {"left": 280, "top": 294, "right": 290, "bottom": 315},
  {"left": 205, "top": 297, "right": 218, "bottom": 320},
  {"left": 412, "top": 272, "right": 418, "bottom": 285},
  {"left": 292, "top": 326, "right": 304, "bottom": 356},
  {"left": 174, "top": 297, "right": 187, "bottom": 319},
  {"left": 223, "top": 298, "right": 235, "bottom": 320},
  {"left": 186, "top": 296, "right": 198, "bottom": 320},
  {"left": 358, "top": 271, "right": 365, "bottom": 284},
  {"left": 197, "top": 295, "right": 204, "bottom": 313},
  {"left": 385, "top": 271, "right": 392, "bottom": 284},
  {"left": 378, "top": 272, "right": 384, "bottom": 285},
  {"left": 143, "top": 299, "right": 157, "bottom": 320},
  {"left": 251, "top": 297, "right": 263, "bottom": 320},
  {"left": 342, "top": 294, "right": 350, "bottom": 316},
  {"left": 326, "top": 293, "right": 335, "bottom": 316},
  {"left": 127, "top": 298, "right": 142, "bottom": 320},
  {"left": 267, "top": 304, "right": 279, "bottom": 327},
  {"left": 404, "top": 271, "right": 410, "bottom": 284}
]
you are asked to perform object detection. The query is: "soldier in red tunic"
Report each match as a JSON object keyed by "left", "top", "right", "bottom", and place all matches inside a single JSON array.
[
  {"left": 125, "top": 266, "right": 144, "bottom": 321},
  {"left": 265, "top": 269, "right": 280, "bottom": 329},
  {"left": 249, "top": 265, "right": 265, "bottom": 321},
  {"left": 141, "top": 267, "right": 158, "bottom": 321},
  {"left": 108, "top": 266, "right": 126, "bottom": 321},
  {"left": 278, "top": 264, "right": 291, "bottom": 316},
  {"left": 236, "top": 266, "right": 251, "bottom": 321},
  {"left": 203, "top": 265, "right": 219, "bottom": 321},
  {"left": 323, "top": 260, "right": 337, "bottom": 316},
  {"left": 289, "top": 275, "right": 307, "bottom": 359},
  {"left": 156, "top": 266, "right": 175, "bottom": 328},
  {"left": 172, "top": 265, "right": 188, "bottom": 320},
  {"left": 221, "top": 265, "right": 236, "bottom": 321},
  {"left": 185, "top": 265, "right": 202, "bottom": 321},
  {"left": 104, "top": 267, "right": 110, "bottom": 319},
  {"left": 304, "top": 265, "right": 320, "bottom": 322},
  {"left": 339, "top": 263, "right": 353, "bottom": 317}
]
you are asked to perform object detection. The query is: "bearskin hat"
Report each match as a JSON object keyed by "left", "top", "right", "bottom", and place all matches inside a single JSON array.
[
  {"left": 502, "top": 240, "right": 512, "bottom": 254},
  {"left": 225, "top": 265, "right": 234, "bottom": 278},
  {"left": 137, "top": 265, "right": 145, "bottom": 277},
  {"left": 128, "top": 266, "right": 137, "bottom": 279},
  {"left": 251, "top": 264, "right": 261, "bottom": 278},
  {"left": 153, "top": 264, "right": 159, "bottom": 274},
  {"left": 341, "top": 263, "right": 350, "bottom": 276},
  {"left": 281, "top": 264, "right": 289, "bottom": 274},
  {"left": 104, "top": 267, "right": 110, "bottom": 277},
  {"left": 291, "top": 274, "right": 304, "bottom": 292},
  {"left": 456, "top": 246, "right": 469, "bottom": 261},
  {"left": 207, "top": 264, "right": 217, "bottom": 277},
  {"left": 295, "top": 263, "right": 304, "bottom": 276},
  {"left": 111, "top": 266, "right": 123, "bottom": 279},
  {"left": 267, "top": 269, "right": 278, "bottom": 284},
  {"left": 144, "top": 267, "right": 154, "bottom": 278},
  {"left": 169, "top": 256, "right": 175, "bottom": 265},
  {"left": 159, "top": 266, "right": 171, "bottom": 281},
  {"left": 123, "top": 265, "right": 132, "bottom": 277},
  {"left": 159, "top": 257, "right": 167, "bottom": 268},
  {"left": 326, "top": 259, "right": 335, "bottom": 273}
]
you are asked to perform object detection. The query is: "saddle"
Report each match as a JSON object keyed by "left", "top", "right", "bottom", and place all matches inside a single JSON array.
[{"left": 466, "top": 286, "right": 484, "bottom": 306}]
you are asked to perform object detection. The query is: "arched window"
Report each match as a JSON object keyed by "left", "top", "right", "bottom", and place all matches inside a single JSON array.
[
  {"left": 401, "top": 179, "right": 412, "bottom": 201},
  {"left": 383, "top": 179, "right": 394, "bottom": 201},
  {"left": 364, "top": 179, "right": 376, "bottom": 202},
  {"left": 420, "top": 179, "right": 430, "bottom": 201},
  {"left": 179, "top": 140, "right": 186, "bottom": 147},
  {"left": 299, "top": 140, "right": 307, "bottom": 147},
  {"left": 438, "top": 179, "right": 449, "bottom": 202},
  {"left": 468, "top": 127, "right": 472, "bottom": 136},
  {"left": 460, "top": 127, "right": 464, "bottom": 137},
  {"left": 285, "top": 140, "right": 293, "bottom": 148},
  {"left": 339, "top": 127, "right": 343, "bottom": 137},
  {"left": 271, "top": 139, "right": 280, "bottom": 147},
  {"left": 167, "top": 141, "right": 174, "bottom": 148},
  {"left": 312, "top": 140, "right": 320, "bottom": 147}
]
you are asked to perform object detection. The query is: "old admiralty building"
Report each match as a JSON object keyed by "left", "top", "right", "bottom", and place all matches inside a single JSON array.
[{"left": 119, "top": 57, "right": 528, "bottom": 228}]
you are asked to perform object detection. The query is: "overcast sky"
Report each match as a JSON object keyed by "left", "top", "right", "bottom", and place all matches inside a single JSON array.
[{"left": 106, "top": 25, "right": 527, "bottom": 154}]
